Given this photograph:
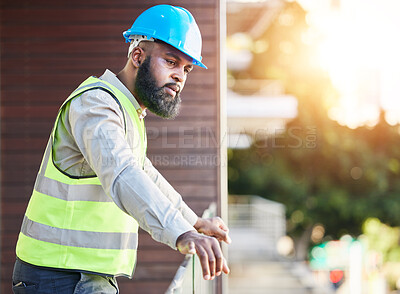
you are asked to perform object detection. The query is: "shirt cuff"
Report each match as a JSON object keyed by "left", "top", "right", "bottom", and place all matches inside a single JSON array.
[
  {"left": 180, "top": 202, "right": 199, "bottom": 227},
  {"left": 161, "top": 214, "right": 196, "bottom": 250}
]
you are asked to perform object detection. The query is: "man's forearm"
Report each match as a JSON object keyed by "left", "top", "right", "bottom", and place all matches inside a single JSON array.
[{"left": 144, "top": 157, "right": 198, "bottom": 225}]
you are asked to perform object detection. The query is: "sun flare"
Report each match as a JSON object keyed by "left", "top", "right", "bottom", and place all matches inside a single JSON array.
[{"left": 301, "top": 0, "right": 400, "bottom": 127}]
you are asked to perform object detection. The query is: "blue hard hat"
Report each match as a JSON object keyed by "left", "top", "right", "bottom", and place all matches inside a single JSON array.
[{"left": 123, "top": 5, "right": 207, "bottom": 69}]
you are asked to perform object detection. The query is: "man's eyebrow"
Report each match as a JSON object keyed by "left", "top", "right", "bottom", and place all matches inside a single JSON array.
[
  {"left": 165, "top": 52, "right": 193, "bottom": 67},
  {"left": 165, "top": 52, "right": 182, "bottom": 60}
]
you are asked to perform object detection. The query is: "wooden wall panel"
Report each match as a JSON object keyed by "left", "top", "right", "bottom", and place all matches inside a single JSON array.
[{"left": 1, "top": 1, "right": 222, "bottom": 293}]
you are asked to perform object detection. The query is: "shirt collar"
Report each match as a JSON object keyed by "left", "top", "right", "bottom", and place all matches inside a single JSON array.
[{"left": 99, "top": 69, "right": 147, "bottom": 119}]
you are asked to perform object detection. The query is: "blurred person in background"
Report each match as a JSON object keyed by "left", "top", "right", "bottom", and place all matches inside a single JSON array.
[{"left": 12, "top": 5, "right": 230, "bottom": 293}]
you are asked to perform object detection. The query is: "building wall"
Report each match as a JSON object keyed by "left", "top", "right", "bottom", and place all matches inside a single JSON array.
[{"left": 0, "top": 1, "right": 223, "bottom": 293}]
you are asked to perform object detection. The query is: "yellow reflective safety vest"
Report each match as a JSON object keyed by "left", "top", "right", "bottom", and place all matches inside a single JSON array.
[{"left": 16, "top": 76, "right": 146, "bottom": 278}]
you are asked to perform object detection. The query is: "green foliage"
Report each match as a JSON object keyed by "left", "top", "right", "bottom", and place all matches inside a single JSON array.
[
  {"left": 228, "top": 1, "right": 400, "bottom": 241},
  {"left": 228, "top": 112, "right": 400, "bottom": 240},
  {"left": 362, "top": 218, "right": 400, "bottom": 289},
  {"left": 363, "top": 218, "right": 400, "bottom": 261}
]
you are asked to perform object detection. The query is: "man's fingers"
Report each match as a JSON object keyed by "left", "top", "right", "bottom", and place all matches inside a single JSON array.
[
  {"left": 222, "top": 257, "right": 230, "bottom": 274},
  {"left": 204, "top": 245, "right": 216, "bottom": 279},
  {"left": 195, "top": 217, "right": 232, "bottom": 245},
  {"left": 211, "top": 217, "right": 228, "bottom": 231},
  {"left": 214, "top": 228, "right": 232, "bottom": 244},
  {"left": 196, "top": 245, "right": 211, "bottom": 280},
  {"left": 208, "top": 217, "right": 231, "bottom": 244},
  {"left": 177, "top": 231, "right": 229, "bottom": 280},
  {"left": 212, "top": 241, "right": 223, "bottom": 276},
  {"left": 222, "top": 230, "right": 232, "bottom": 244},
  {"left": 212, "top": 217, "right": 229, "bottom": 232}
]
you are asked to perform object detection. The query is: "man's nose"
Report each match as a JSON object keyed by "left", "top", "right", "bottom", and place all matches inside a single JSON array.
[{"left": 171, "top": 68, "right": 186, "bottom": 83}]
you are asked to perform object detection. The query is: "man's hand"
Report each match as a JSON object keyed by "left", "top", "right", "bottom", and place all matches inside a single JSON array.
[
  {"left": 176, "top": 231, "right": 230, "bottom": 280},
  {"left": 194, "top": 217, "right": 232, "bottom": 244}
]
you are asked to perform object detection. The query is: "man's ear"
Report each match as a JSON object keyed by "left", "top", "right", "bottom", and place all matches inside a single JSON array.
[{"left": 130, "top": 47, "right": 145, "bottom": 68}]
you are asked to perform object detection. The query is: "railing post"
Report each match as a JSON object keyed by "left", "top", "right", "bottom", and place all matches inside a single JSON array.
[{"left": 166, "top": 203, "right": 218, "bottom": 294}]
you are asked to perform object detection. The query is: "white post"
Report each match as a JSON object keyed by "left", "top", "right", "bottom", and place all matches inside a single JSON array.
[{"left": 349, "top": 241, "right": 363, "bottom": 294}]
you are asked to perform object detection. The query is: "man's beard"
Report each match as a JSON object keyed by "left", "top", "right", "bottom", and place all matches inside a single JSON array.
[{"left": 135, "top": 57, "right": 181, "bottom": 119}]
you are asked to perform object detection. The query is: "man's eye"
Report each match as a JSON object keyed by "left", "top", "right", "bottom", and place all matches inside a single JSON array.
[
  {"left": 166, "top": 60, "right": 176, "bottom": 66},
  {"left": 184, "top": 68, "right": 192, "bottom": 74}
]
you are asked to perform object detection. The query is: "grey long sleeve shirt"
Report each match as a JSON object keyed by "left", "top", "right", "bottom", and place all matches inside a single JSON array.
[{"left": 53, "top": 69, "right": 198, "bottom": 249}]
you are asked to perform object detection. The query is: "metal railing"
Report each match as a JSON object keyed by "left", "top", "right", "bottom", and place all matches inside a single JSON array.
[
  {"left": 166, "top": 204, "right": 217, "bottom": 294},
  {"left": 228, "top": 195, "right": 286, "bottom": 261}
]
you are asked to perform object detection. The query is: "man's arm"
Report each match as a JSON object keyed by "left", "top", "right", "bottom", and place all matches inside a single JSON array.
[
  {"left": 68, "top": 90, "right": 229, "bottom": 279},
  {"left": 144, "top": 158, "right": 232, "bottom": 244},
  {"left": 68, "top": 90, "right": 193, "bottom": 249},
  {"left": 143, "top": 158, "right": 198, "bottom": 225}
]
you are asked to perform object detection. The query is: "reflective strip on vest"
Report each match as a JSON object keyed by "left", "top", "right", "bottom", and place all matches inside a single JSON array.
[
  {"left": 21, "top": 216, "right": 138, "bottom": 250},
  {"left": 16, "top": 77, "right": 146, "bottom": 278},
  {"left": 35, "top": 176, "right": 112, "bottom": 202}
]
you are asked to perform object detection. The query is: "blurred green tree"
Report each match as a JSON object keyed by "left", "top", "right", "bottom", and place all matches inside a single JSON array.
[
  {"left": 362, "top": 218, "right": 400, "bottom": 288},
  {"left": 229, "top": 111, "right": 400, "bottom": 257},
  {"left": 227, "top": 1, "right": 400, "bottom": 259}
]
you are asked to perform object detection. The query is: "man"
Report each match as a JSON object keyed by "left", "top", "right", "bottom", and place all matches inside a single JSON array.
[{"left": 12, "top": 5, "right": 230, "bottom": 293}]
